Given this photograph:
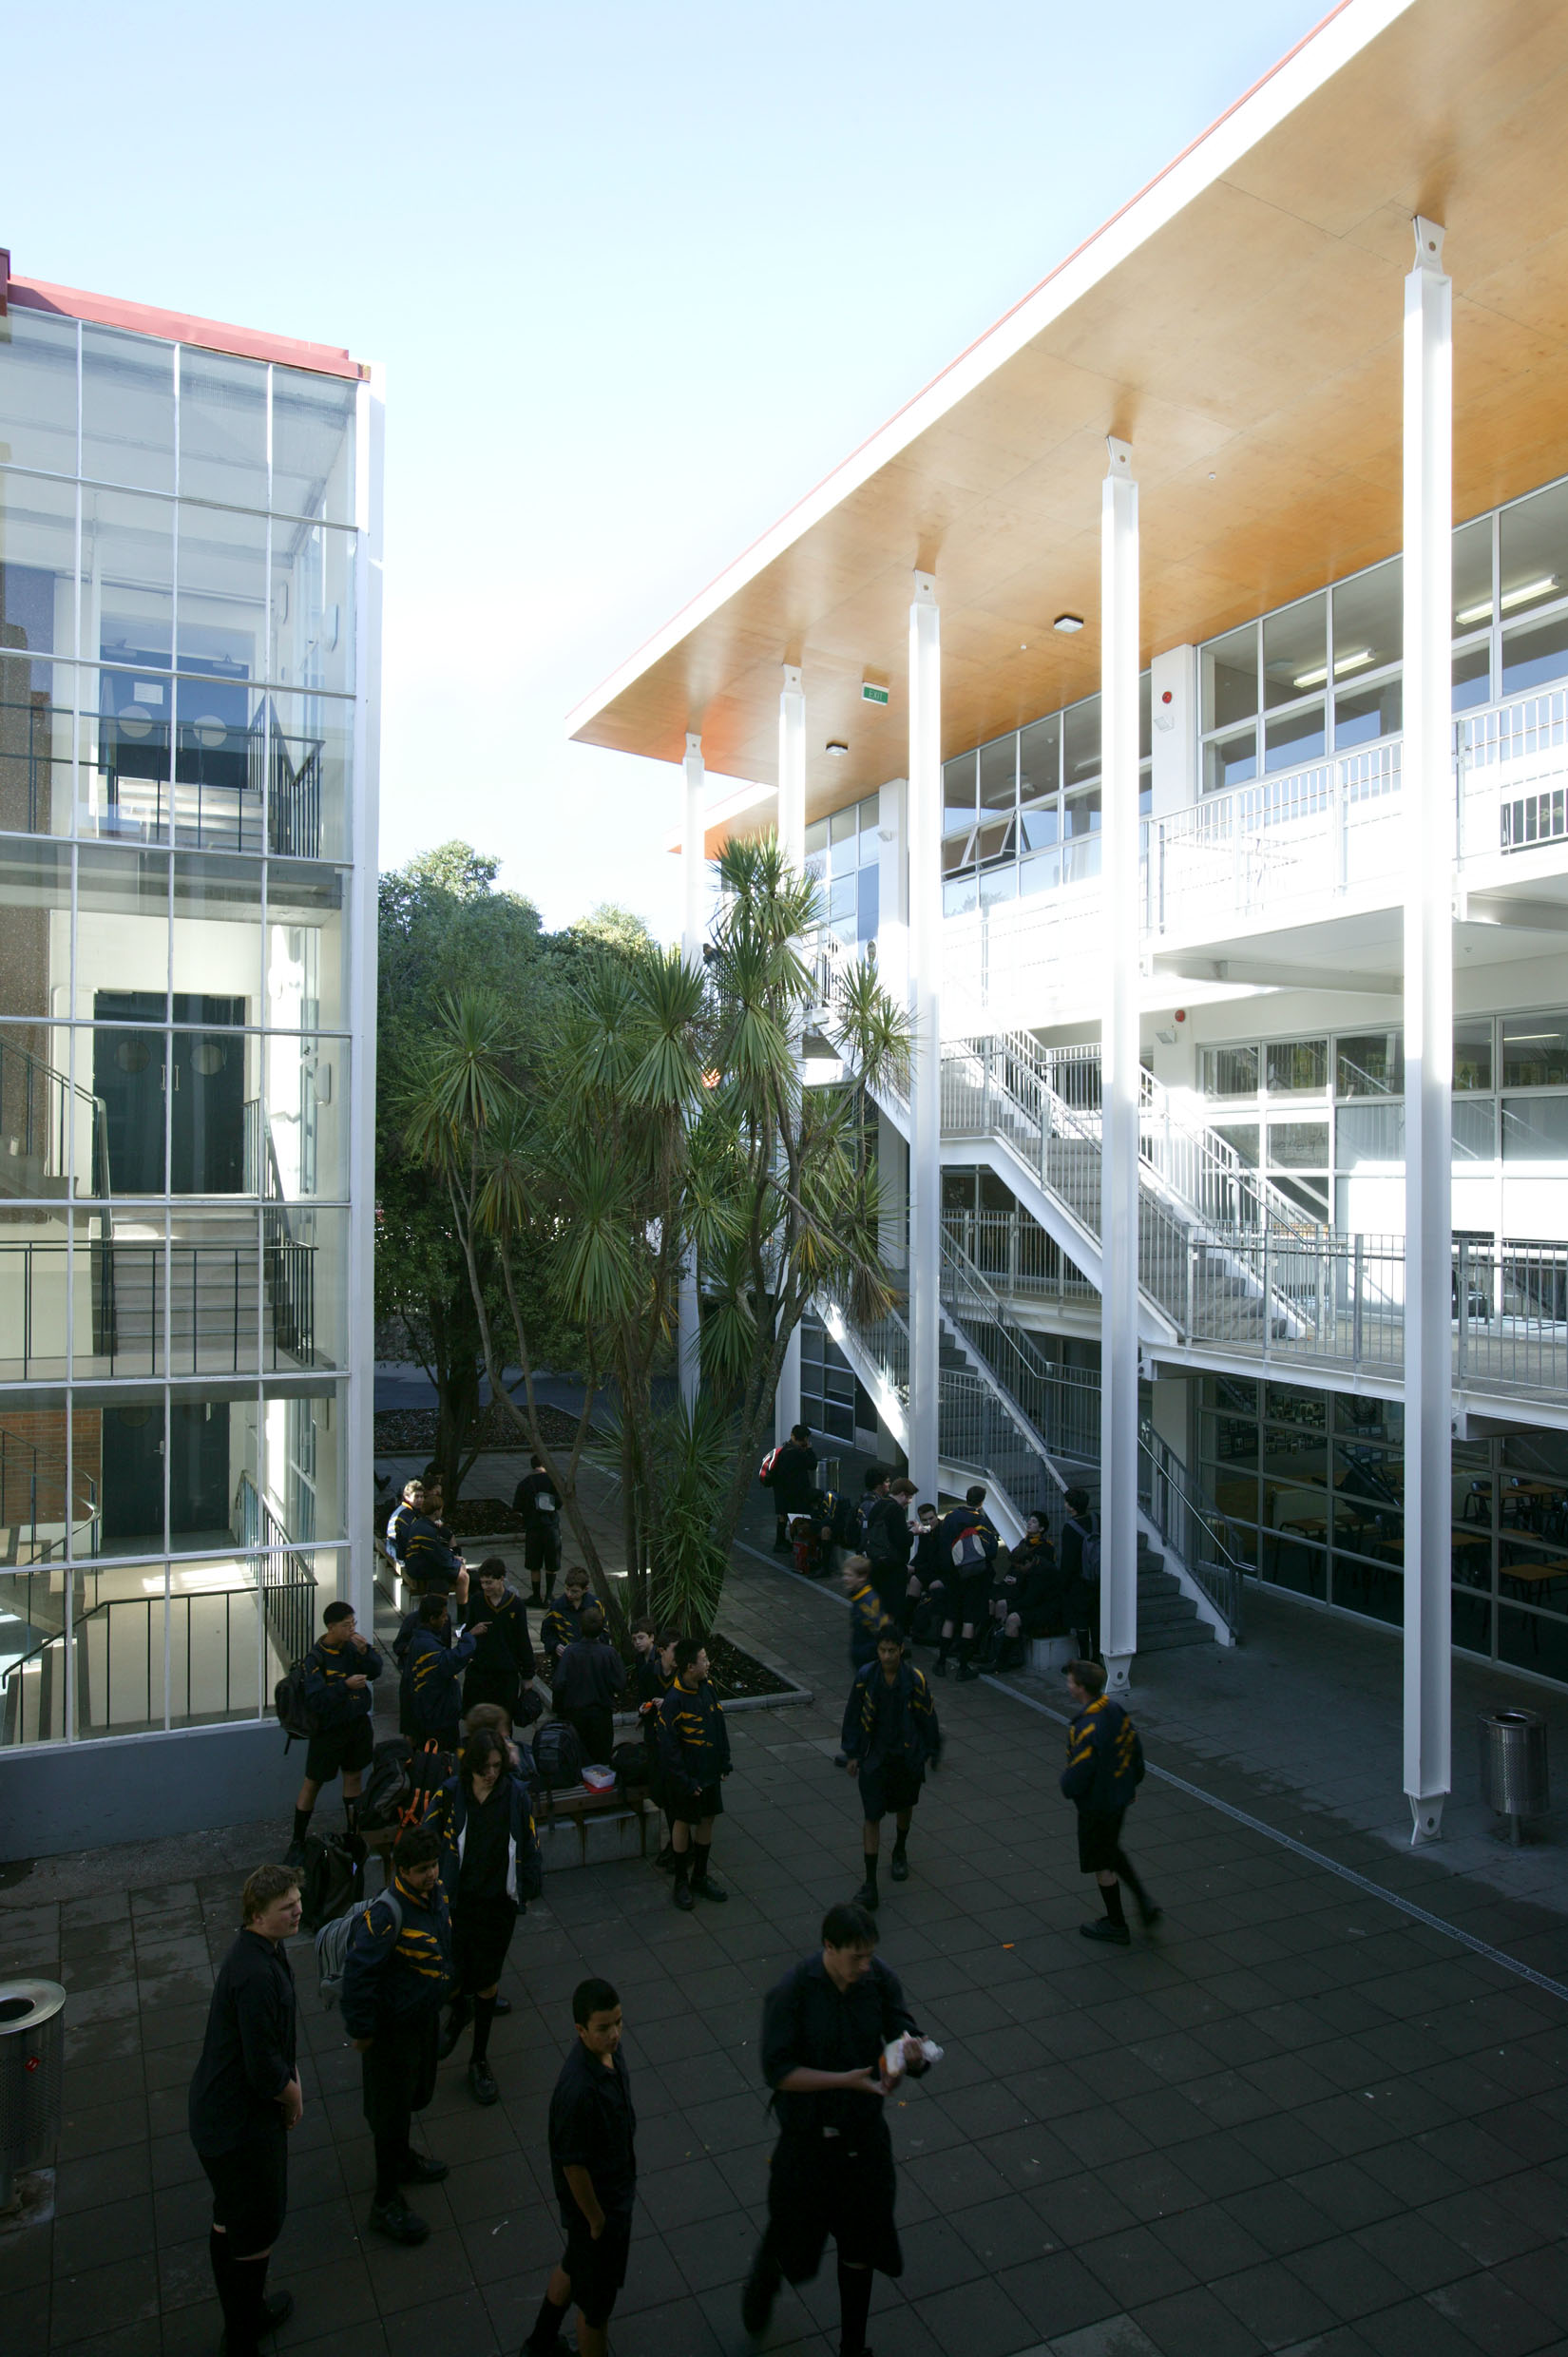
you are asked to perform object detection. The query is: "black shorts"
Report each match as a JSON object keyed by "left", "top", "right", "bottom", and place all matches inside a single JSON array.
[
  {"left": 667, "top": 1780, "right": 723, "bottom": 1824},
  {"left": 1076, "top": 1807, "right": 1127, "bottom": 1875},
  {"left": 561, "top": 2205, "right": 632, "bottom": 2327},
  {"left": 200, "top": 2121, "right": 287, "bottom": 2254},
  {"left": 525, "top": 1522, "right": 562, "bottom": 1576},
  {"left": 954, "top": 1572, "right": 991, "bottom": 1624},
  {"left": 859, "top": 1759, "right": 924, "bottom": 1822},
  {"left": 451, "top": 1894, "right": 518, "bottom": 1993},
  {"left": 766, "top": 2127, "right": 901, "bottom": 2281},
  {"left": 303, "top": 1715, "right": 374, "bottom": 1786},
  {"left": 361, "top": 2010, "right": 440, "bottom": 2137}
]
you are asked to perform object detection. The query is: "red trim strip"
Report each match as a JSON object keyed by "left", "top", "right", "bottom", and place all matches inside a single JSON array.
[{"left": 8, "top": 276, "right": 365, "bottom": 380}]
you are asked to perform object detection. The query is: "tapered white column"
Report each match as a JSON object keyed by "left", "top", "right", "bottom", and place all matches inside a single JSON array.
[
  {"left": 1402, "top": 217, "right": 1453, "bottom": 1843},
  {"left": 775, "top": 667, "right": 806, "bottom": 1446},
  {"left": 1100, "top": 438, "right": 1139, "bottom": 1692},
  {"left": 907, "top": 574, "right": 942, "bottom": 1502},
  {"left": 679, "top": 731, "right": 705, "bottom": 1413}
]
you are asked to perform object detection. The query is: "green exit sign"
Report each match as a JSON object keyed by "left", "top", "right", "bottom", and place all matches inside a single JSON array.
[{"left": 861, "top": 680, "right": 889, "bottom": 706}]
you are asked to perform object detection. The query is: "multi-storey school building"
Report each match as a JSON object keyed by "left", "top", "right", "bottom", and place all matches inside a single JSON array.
[
  {"left": 572, "top": 0, "right": 1568, "bottom": 1835},
  {"left": 0, "top": 258, "right": 382, "bottom": 1847}
]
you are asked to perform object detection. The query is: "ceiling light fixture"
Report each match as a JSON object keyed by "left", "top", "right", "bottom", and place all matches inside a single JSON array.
[
  {"left": 1456, "top": 575, "right": 1558, "bottom": 626},
  {"left": 1053, "top": 613, "right": 1084, "bottom": 634},
  {"left": 825, "top": 740, "right": 849, "bottom": 757},
  {"left": 1291, "top": 650, "right": 1374, "bottom": 690}
]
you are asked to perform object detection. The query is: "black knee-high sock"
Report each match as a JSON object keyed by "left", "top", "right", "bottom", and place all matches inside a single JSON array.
[
  {"left": 292, "top": 1806, "right": 312, "bottom": 1845},
  {"left": 373, "top": 2132, "right": 403, "bottom": 2206},
  {"left": 471, "top": 1994, "right": 497, "bottom": 2063},
  {"left": 693, "top": 1839, "right": 714, "bottom": 1886},
  {"left": 1114, "top": 1849, "right": 1151, "bottom": 1911},
  {"left": 1100, "top": 1880, "right": 1127, "bottom": 1926},
  {"left": 674, "top": 1848, "right": 691, "bottom": 1890},
  {"left": 936, "top": 1632, "right": 952, "bottom": 1666},
  {"left": 525, "top": 2288, "right": 570, "bottom": 2350},
  {"left": 210, "top": 2230, "right": 253, "bottom": 2353},
  {"left": 837, "top": 2259, "right": 873, "bottom": 2355},
  {"left": 860, "top": 1849, "right": 878, "bottom": 1892},
  {"left": 891, "top": 1825, "right": 908, "bottom": 1857},
  {"left": 235, "top": 2252, "right": 273, "bottom": 2337}
]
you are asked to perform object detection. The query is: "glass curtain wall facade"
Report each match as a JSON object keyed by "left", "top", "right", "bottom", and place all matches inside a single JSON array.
[{"left": 0, "top": 304, "right": 370, "bottom": 1751}]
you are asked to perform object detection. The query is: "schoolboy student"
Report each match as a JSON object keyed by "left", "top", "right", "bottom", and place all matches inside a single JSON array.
[
  {"left": 994, "top": 1514, "right": 1068, "bottom": 1667},
  {"left": 541, "top": 1565, "right": 600, "bottom": 1675},
  {"left": 842, "top": 1626, "right": 942, "bottom": 1907},
  {"left": 340, "top": 1824, "right": 455, "bottom": 2246},
  {"left": 385, "top": 1480, "right": 423, "bottom": 1596},
  {"left": 903, "top": 1503, "right": 946, "bottom": 1636},
  {"left": 429, "top": 1726, "right": 542, "bottom": 2104},
  {"left": 1061, "top": 1658, "right": 1160, "bottom": 1945},
  {"left": 657, "top": 1637, "right": 732, "bottom": 1908},
  {"left": 843, "top": 1555, "right": 889, "bottom": 1672},
  {"left": 934, "top": 1485, "right": 999, "bottom": 1680},
  {"left": 550, "top": 1604, "right": 626, "bottom": 1767},
  {"left": 401, "top": 1592, "right": 488, "bottom": 1752},
  {"left": 513, "top": 1452, "right": 564, "bottom": 1607},
  {"left": 521, "top": 1979, "right": 637, "bottom": 2357},
  {"left": 289, "top": 1600, "right": 383, "bottom": 1862},
  {"left": 458, "top": 1557, "right": 536, "bottom": 1720},
  {"left": 400, "top": 1484, "right": 466, "bottom": 1600}
]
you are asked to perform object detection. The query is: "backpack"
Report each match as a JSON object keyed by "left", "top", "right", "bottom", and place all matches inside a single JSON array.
[
  {"left": 298, "top": 1829, "right": 364, "bottom": 1934},
  {"left": 316, "top": 1886, "right": 401, "bottom": 2010},
  {"left": 533, "top": 1718, "right": 586, "bottom": 1791},
  {"left": 355, "top": 1737, "right": 412, "bottom": 1833},
  {"left": 759, "top": 1444, "right": 784, "bottom": 1486},
  {"left": 954, "top": 1522, "right": 996, "bottom": 1572},
  {"left": 610, "top": 1739, "right": 651, "bottom": 1788},
  {"left": 273, "top": 1658, "right": 316, "bottom": 1747},
  {"left": 1072, "top": 1516, "right": 1101, "bottom": 1586},
  {"left": 820, "top": 1490, "right": 862, "bottom": 1549},
  {"left": 401, "top": 1737, "right": 454, "bottom": 1825}
]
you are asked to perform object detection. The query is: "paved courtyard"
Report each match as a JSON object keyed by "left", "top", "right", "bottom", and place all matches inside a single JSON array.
[{"left": 4, "top": 1523, "right": 1568, "bottom": 2357}]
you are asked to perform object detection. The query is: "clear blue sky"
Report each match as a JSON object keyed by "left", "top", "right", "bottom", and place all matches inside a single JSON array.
[{"left": 6, "top": 0, "right": 1326, "bottom": 939}]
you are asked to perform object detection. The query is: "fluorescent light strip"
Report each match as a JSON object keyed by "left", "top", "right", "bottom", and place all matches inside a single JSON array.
[
  {"left": 1291, "top": 649, "right": 1374, "bottom": 690},
  {"left": 1456, "top": 575, "right": 1558, "bottom": 626}
]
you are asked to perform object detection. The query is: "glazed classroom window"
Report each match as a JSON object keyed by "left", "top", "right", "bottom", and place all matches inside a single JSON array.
[
  {"left": 804, "top": 795, "right": 879, "bottom": 945},
  {"left": 940, "top": 677, "right": 1151, "bottom": 916}
]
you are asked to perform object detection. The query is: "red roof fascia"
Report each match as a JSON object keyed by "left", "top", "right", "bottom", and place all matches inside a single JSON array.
[{"left": 7, "top": 275, "right": 366, "bottom": 381}]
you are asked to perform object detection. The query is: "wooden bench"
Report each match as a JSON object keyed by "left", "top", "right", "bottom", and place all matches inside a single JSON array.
[{"left": 360, "top": 1783, "right": 653, "bottom": 1886}]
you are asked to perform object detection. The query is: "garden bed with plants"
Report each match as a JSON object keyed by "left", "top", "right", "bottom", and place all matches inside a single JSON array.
[{"left": 373, "top": 1400, "right": 601, "bottom": 1456}]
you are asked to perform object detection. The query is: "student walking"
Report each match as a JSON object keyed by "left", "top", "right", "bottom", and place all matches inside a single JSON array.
[
  {"left": 842, "top": 1628, "right": 942, "bottom": 1908},
  {"left": 288, "top": 1600, "right": 383, "bottom": 1864},
  {"left": 520, "top": 1979, "right": 637, "bottom": 2357},
  {"left": 550, "top": 1604, "right": 626, "bottom": 1767},
  {"left": 657, "top": 1637, "right": 732, "bottom": 1908},
  {"left": 430, "top": 1727, "right": 542, "bottom": 2104},
  {"left": 340, "top": 1824, "right": 455, "bottom": 2244},
  {"left": 1060, "top": 1658, "right": 1160, "bottom": 1945},
  {"left": 741, "top": 1902, "right": 931, "bottom": 2357},
  {"left": 513, "top": 1452, "right": 564, "bottom": 1606},
  {"left": 187, "top": 1865, "right": 303, "bottom": 2355},
  {"left": 459, "top": 1557, "right": 536, "bottom": 1720}
]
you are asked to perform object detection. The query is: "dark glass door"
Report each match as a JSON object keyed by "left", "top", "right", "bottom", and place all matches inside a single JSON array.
[
  {"left": 101, "top": 1401, "right": 165, "bottom": 1546},
  {"left": 170, "top": 1006, "right": 244, "bottom": 1194},
  {"left": 93, "top": 992, "right": 167, "bottom": 1195}
]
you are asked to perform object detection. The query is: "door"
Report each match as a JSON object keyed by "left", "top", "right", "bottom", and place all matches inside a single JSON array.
[
  {"left": 101, "top": 1401, "right": 165, "bottom": 1546},
  {"left": 169, "top": 999, "right": 245, "bottom": 1194},
  {"left": 168, "top": 1399, "right": 231, "bottom": 1537},
  {"left": 93, "top": 991, "right": 167, "bottom": 1195}
]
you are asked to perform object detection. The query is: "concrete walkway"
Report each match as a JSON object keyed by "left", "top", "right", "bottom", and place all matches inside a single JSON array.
[{"left": 3, "top": 1511, "right": 1568, "bottom": 2357}]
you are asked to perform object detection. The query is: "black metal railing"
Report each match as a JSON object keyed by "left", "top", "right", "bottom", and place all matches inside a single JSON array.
[
  {"left": 238, "top": 1473, "right": 318, "bottom": 1667},
  {"left": 0, "top": 1238, "right": 318, "bottom": 1377}
]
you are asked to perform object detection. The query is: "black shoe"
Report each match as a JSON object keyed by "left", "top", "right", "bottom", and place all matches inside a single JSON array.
[
  {"left": 468, "top": 2059, "right": 499, "bottom": 2106},
  {"left": 369, "top": 2196, "right": 430, "bottom": 2245},
  {"left": 1080, "top": 1919, "right": 1131, "bottom": 1946},
  {"left": 1138, "top": 1904, "right": 1163, "bottom": 1930},
  {"left": 931, "top": 1658, "right": 948, "bottom": 1677},
  {"left": 491, "top": 1995, "right": 512, "bottom": 2017},
  {"left": 219, "top": 2291, "right": 295, "bottom": 2354},
  {"left": 740, "top": 2255, "right": 782, "bottom": 2338},
  {"left": 674, "top": 1880, "right": 695, "bottom": 1911},
  {"left": 955, "top": 1662, "right": 981, "bottom": 1682},
  {"left": 655, "top": 1845, "right": 676, "bottom": 1871},
  {"left": 853, "top": 1879, "right": 879, "bottom": 1910},
  {"left": 692, "top": 1872, "right": 728, "bottom": 1903},
  {"left": 283, "top": 1839, "right": 307, "bottom": 1871},
  {"left": 436, "top": 1996, "right": 470, "bottom": 2060},
  {"left": 396, "top": 2150, "right": 449, "bottom": 2184},
  {"left": 889, "top": 1849, "right": 908, "bottom": 1883}
]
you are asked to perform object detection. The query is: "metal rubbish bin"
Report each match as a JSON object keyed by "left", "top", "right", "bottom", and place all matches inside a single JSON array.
[
  {"left": 0, "top": 1979, "right": 67, "bottom": 2212},
  {"left": 1478, "top": 1709, "right": 1550, "bottom": 1846}
]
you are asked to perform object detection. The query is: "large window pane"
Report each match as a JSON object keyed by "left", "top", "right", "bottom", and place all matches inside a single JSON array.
[
  {"left": 1335, "top": 1102, "right": 1405, "bottom": 1169},
  {"left": 1202, "top": 624, "right": 1257, "bottom": 732},
  {"left": 76, "top": 846, "right": 170, "bottom": 1019},
  {"left": 82, "top": 327, "right": 175, "bottom": 494},
  {"left": 0, "top": 1205, "right": 72, "bottom": 1381},
  {"left": 1452, "top": 1099, "right": 1495, "bottom": 1163},
  {"left": 1269, "top": 1121, "right": 1329, "bottom": 1169},
  {"left": 168, "top": 1211, "right": 262, "bottom": 1371},
  {"left": 179, "top": 351, "right": 268, "bottom": 510},
  {"left": 1337, "top": 675, "right": 1402, "bottom": 745},
  {"left": 0, "top": 1393, "right": 99, "bottom": 1571},
  {"left": 1336, "top": 1030, "right": 1404, "bottom": 1097},
  {"left": 1331, "top": 557, "right": 1402, "bottom": 680},
  {"left": 1019, "top": 714, "right": 1060, "bottom": 804},
  {"left": 1501, "top": 1095, "right": 1568, "bottom": 1163},
  {"left": 1452, "top": 516, "right": 1493, "bottom": 632},
  {"left": 1, "top": 469, "right": 78, "bottom": 673},
  {"left": 1501, "top": 1016, "right": 1568, "bottom": 1088},
  {"left": 177, "top": 502, "right": 268, "bottom": 680},
  {"left": 1454, "top": 1019, "right": 1493, "bottom": 1092},
  {"left": 271, "top": 519, "right": 355, "bottom": 697},
  {"left": 86, "top": 486, "right": 175, "bottom": 670},
  {"left": 0, "top": 658, "right": 73, "bottom": 838},
  {"left": 0, "top": 310, "right": 78, "bottom": 475},
  {"left": 1204, "top": 727, "right": 1256, "bottom": 793},
  {"left": 75, "top": 1205, "right": 158, "bottom": 1373},
  {"left": 90, "top": 1388, "right": 169, "bottom": 1557},
  {"left": 942, "top": 754, "right": 975, "bottom": 842},
  {"left": 1451, "top": 643, "right": 1490, "bottom": 714},
  {"left": 978, "top": 733, "right": 1017, "bottom": 813},
  {"left": 1262, "top": 593, "right": 1327, "bottom": 710},
  {"left": 1264, "top": 699, "right": 1326, "bottom": 773},
  {"left": 0, "top": 838, "right": 70, "bottom": 1021},
  {"left": 1498, "top": 481, "right": 1568, "bottom": 624},
  {"left": 1265, "top": 1038, "right": 1327, "bottom": 1094},
  {"left": 173, "top": 676, "right": 265, "bottom": 854},
  {"left": 272, "top": 370, "right": 356, "bottom": 527},
  {"left": 1201, "top": 1044, "right": 1259, "bottom": 1100},
  {"left": 1063, "top": 695, "right": 1100, "bottom": 784},
  {"left": 91, "top": 665, "right": 173, "bottom": 841},
  {"left": 267, "top": 863, "right": 348, "bottom": 1032},
  {"left": 1501, "top": 611, "right": 1568, "bottom": 698},
  {"left": 258, "top": 1382, "right": 346, "bottom": 1547},
  {"left": 266, "top": 1205, "right": 345, "bottom": 1371},
  {"left": 172, "top": 854, "right": 264, "bottom": 1023}
]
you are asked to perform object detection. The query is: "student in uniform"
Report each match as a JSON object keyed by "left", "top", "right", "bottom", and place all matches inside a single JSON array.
[
  {"left": 843, "top": 1556, "right": 889, "bottom": 1672},
  {"left": 862, "top": 1472, "right": 917, "bottom": 1614},
  {"left": 400, "top": 1487, "right": 466, "bottom": 1600},
  {"left": 1059, "top": 1486, "right": 1100, "bottom": 1658},
  {"left": 288, "top": 1600, "right": 383, "bottom": 1863},
  {"left": 657, "top": 1637, "right": 732, "bottom": 1908},
  {"left": 513, "top": 1451, "right": 564, "bottom": 1607},
  {"left": 993, "top": 1515, "right": 1067, "bottom": 1667},
  {"left": 633, "top": 1624, "right": 679, "bottom": 1868},
  {"left": 540, "top": 1565, "right": 601, "bottom": 1676},
  {"left": 430, "top": 1726, "right": 542, "bottom": 2105},
  {"left": 401, "top": 1591, "right": 488, "bottom": 1753},
  {"left": 458, "top": 1557, "right": 536, "bottom": 1721},
  {"left": 340, "top": 1824, "right": 455, "bottom": 2246},
  {"left": 741, "top": 1902, "right": 930, "bottom": 2357},
  {"left": 550, "top": 1604, "right": 626, "bottom": 1767},
  {"left": 902, "top": 1504, "right": 947, "bottom": 1638},
  {"left": 842, "top": 1627, "right": 942, "bottom": 1909},
  {"left": 520, "top": 1979, "right": 637, "bottom": 2357},
  {"left": 385, "top": 1480, "right": 424, "bottom": 1598},
  {"left": 765, "top": 1422, "right": 820, "bottom": 1552},
  {"left": 934, "top": 1486, "right": 999, "bottom": 1680},
  {"left": 1061, "top": 1658, "right": 1160, "bottom": 1945},
  {"left": 187, "top": 1865, "right": 303, "bottom": 2356}
]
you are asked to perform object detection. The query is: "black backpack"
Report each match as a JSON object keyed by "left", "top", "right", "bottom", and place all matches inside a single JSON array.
[
  {"left": 610, "top": 1740, "right": 650, "bottom": 1788},
  {"left": 356, "top": 1737, "right": 413, "bottom": 1833},
  {"left": 534, "top": 1718, "right": 586, "bottom": 1791},
  {"left": 274, "top": 1658, "right": 315, "bottom": 1747},
  {"left": 299, "top": 1829, "right": 364, "bottom": 1933}
]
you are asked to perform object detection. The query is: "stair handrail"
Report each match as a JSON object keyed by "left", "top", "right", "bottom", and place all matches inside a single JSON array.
[
  {"left": 938, "top": 1227, "right": 1100, "bottom": 1484},
  {"left": 1137, "top": 1419, "right": 1248, "bottom": 1638}
]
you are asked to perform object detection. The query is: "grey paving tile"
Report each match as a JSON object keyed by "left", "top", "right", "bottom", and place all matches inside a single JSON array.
[
  {"left": 1130, "top": 2284, "right": 1270, "bottom": 2357},
  {"left": 1423, "top": 2273, "right": 1562, "bottom": 2357}
]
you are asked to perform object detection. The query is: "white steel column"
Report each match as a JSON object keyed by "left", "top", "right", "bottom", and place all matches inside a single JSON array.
[
  {"left": 774, "top": 667, "right": 806, "bottom": 1446},
  {"left": 679, "top": 731, "right": 705, "bottom": 1413},
  {"left": 907, "top": 574, "right": 942, "bottom": 1502},
  {"left": 1402, "top": 217, "right": 1453, "bottom": 1843},
  {"left": 1100, "top": 438, "right": 1140, "bottom": 1692}
]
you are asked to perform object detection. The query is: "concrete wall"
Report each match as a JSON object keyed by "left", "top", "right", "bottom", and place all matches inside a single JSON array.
[{"left": 0, "top": 1718, "right": 296, "bottom": 1864}]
